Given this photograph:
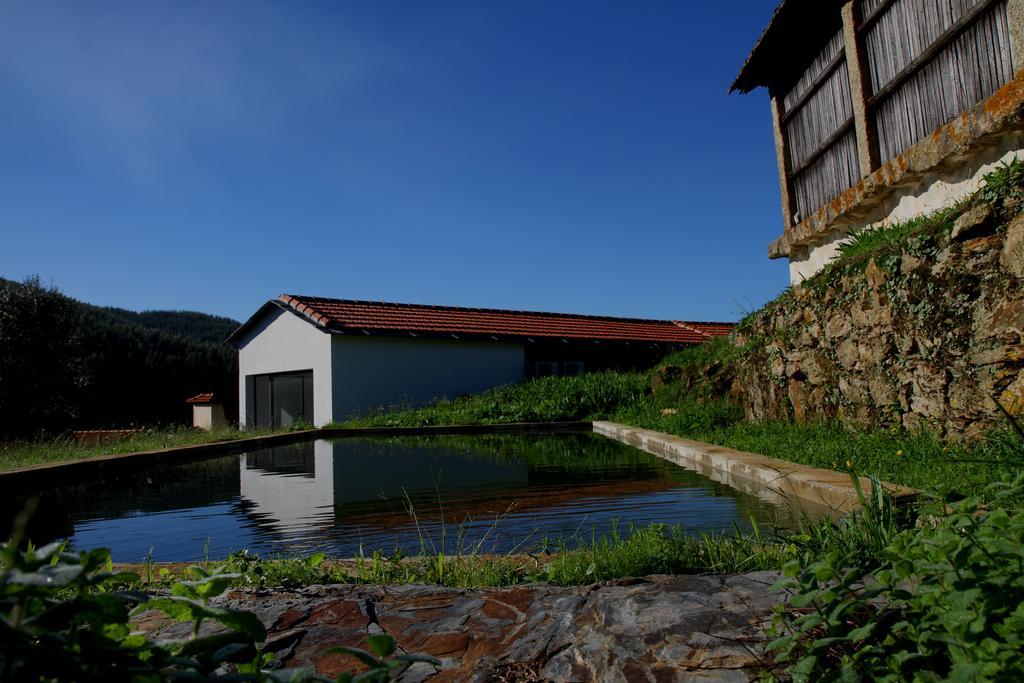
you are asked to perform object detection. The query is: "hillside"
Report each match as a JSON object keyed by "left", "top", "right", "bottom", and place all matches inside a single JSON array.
[
  {"left": 0, "top": 277, "right": 240, "bottom": 434},
  {"left": 100, "top": 308, "right": 240, "bottom": 345}
]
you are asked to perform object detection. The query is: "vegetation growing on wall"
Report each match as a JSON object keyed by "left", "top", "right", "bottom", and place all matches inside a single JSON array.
[{"left": 651, "top": 158, "right": 1024, "bottom": 438}]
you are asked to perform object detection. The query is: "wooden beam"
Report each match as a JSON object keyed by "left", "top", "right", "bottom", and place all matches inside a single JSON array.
[
  {"left": 770, "top": 93, "right": 798, "bottom": 229},
  {"left": 842, "top": 0, "right": 880, "bottom": 176},
  {"left": 857, "top": 0, "right": 896, "bottom": 35}
]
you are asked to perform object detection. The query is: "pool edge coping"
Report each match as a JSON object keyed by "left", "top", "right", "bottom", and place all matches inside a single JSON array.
[{"left": 593, "top": 421, "right": 919, "bottom": 514}]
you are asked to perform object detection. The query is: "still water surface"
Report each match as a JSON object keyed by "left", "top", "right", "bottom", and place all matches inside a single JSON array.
[{"left": 8, "top": 433, "right": 797, "bottom": 562}]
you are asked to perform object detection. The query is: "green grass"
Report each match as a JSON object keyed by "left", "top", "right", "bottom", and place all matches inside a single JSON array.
[
  {"left": 334, "top": 370, "right": 648, "bottom": 428},
  {"left": 832, "top": 202, "right": 964, "bottom": 266},
  {"left": 539, "top": 523, "right": 784, "bottom": 582},
  {"left": 0, "top": 426, "right": 284, "bottom": 472},
  {"left": 125, "top": 522, "right": 787, "bottom": 590},
  {"left": 613, "top": 397, "right": 1023, "bottom": 497}
]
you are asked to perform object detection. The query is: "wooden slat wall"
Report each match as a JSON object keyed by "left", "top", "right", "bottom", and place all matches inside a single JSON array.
[
  {"left": 860, "top": 0, "right": 890, "bottom": 15},
  {"left": 861, "top": 0, "right": 1014, "bottom": 162},
  {"left": 793, "top": 129, "right": 860, "bottom": 220},
  {"left": 783, "top": 29, "right": 859, "bottom": 219},
  {"left": 776, "top": 0, "right": 1015, "bottom": 223},
  {"left": 787, "top": 61, "right": 854, "bottom": 168},
  {"left": 864, "top": 0, "right": 982, "bottom": 88},
  {"left": 784, "top": 31, "right": 846, "bottom": 110}
]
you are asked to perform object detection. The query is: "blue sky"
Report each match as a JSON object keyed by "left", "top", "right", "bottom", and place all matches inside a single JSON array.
[{"left": 0, "top": 0, "right": 784, "bottom": 323}]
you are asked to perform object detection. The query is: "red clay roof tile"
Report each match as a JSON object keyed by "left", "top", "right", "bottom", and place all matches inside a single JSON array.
[{"left": 276, "top": 295, "right": 733, "bottom": 345}]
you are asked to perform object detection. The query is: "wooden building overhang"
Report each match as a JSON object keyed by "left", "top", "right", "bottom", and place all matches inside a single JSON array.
[{"left": 731, "top": 0, "right": 845, "bottom": 95}]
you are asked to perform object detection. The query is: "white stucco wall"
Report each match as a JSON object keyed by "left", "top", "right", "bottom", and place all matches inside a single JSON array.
[
  {"left": 235, "top": 307, "right": 334, "bottom": 427},
  {"left": 330, "top": 336, "right": 525, "bottom": 420},
  {"left": 790, "top": 138, "right": 1024, "bottom": 283}
]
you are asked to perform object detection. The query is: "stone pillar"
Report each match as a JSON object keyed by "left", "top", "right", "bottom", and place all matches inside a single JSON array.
[
  {"left": 842, "top": 0, "right": 880, "bottom": 177},
  {"left": 1009, "top": 0, "right": 1024, "bottom": 75},
  {"left": 770, "top": 94, "right": 797, "bottom": 229}
]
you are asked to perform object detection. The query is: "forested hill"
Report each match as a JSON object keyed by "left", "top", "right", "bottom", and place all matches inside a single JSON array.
[
  {"left": 0, "top": 277, "right": 241, "bottom": 436},
  {"left": 89, "top": 306, "right": 241, "bottom": 345}
]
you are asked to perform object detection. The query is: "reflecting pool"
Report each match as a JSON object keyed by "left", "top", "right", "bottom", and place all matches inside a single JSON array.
[{"left": 4, "top": 432, "right": 798, "bottom": 562}]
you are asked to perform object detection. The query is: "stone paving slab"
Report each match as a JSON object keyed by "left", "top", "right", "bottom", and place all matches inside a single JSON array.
[{"left": 133, "top": 572, "right": 787, "bottom": 682}]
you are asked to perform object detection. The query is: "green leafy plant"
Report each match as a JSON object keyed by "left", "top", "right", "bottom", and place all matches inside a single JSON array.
[
  {"left": 225, "top": 550, "right": 343, "bottom": 590},
  {"left": 978, "top": 156, "right": 1024, "bottom": 208},
  {"left": 328, "top": 634, "right": 439, "bottom": 683},
  {"left": 767, "top": 474, "right": 1024, "bottom": 681},
  {"left": 0, "top": 503, "right": 435, "bottom": 681}
]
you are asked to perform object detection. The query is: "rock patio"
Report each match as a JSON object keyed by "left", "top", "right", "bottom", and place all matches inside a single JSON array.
[{"left": 134, "top": 572, "right": 788, "bottom": 682}]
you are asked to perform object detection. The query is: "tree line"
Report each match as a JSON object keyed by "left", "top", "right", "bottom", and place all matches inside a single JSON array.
[{"left": 0, "top": 277, "right": 239, "bottom": 438}]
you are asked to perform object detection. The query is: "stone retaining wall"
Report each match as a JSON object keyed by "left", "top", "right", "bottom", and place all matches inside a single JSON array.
[{"left": 738, "top": 209, "right": 1024, "bottom": 438}]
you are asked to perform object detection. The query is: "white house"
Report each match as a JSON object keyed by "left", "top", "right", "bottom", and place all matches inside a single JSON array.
[{"left": 227, "top": 294, "right": 733, "bottom": 428}]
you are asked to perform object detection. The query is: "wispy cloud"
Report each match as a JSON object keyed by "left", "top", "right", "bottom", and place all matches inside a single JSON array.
[{"left": 0, "top": 1, "right": 392, "bottom": 170}]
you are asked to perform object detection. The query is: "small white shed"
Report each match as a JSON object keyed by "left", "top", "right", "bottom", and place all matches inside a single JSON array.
[{"left": 186, "top": 393, "right": 228, "bottom": 431}]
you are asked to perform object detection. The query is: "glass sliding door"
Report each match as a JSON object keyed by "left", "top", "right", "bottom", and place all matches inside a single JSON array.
[
  {"left": 250, "top": 370, "right": 314, "bottom": 428},
  {"left": 271, "top": 374, "right": 303, "bottom": 426}
]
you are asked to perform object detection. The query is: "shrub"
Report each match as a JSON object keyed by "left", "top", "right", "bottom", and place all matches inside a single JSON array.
[{"left": 768, "top": 473, "right": 1024, "bottom": 681}]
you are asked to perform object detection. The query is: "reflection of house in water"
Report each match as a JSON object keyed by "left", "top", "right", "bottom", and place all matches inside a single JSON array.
[
  {"left": 237, "top": 440, "right": 530, "bottom": 536},
  {"left": 239, "top": 442, "right": 335, "bottom": 533},
  {"left": 235, "top": 438, "right": 724, "bottom": 543},
  {"left": 231, "top": 436, "right": 788, "bottom": 555}
]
